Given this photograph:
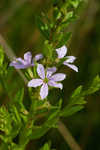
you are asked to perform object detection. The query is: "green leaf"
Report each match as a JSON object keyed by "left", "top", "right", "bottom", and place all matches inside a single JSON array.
[
  {"left": 71, "top": 86, "right": 82, "bottom": 97},
  {"left": 83, "top": 75, "right": 100, "bottom": 96},
  {"left": 70, "top": 0, "right": 81, "bottom": 8},
  {"left": 44, "top": 40, "right": 54, "bottom": 61},
  {"left": 64, "top": 11, "right": 74, "bottom": 21},
  {"left": 9, "top": 144, "right": 25, "bottom": 150},
  {"left": 0, "top": 46, "right": 4, "bottom": 67},
  {"left": 14, "top": 88, "right": 24, "bottom": 104},
  {"left": 10, "top": 105, "right": 21, "bottom": 124},
  {"left": 57, "top": 32, "right": 71, "bottom": 47},
  {"left": 11, "top": 88, "right": 28, "bottom": 124},
  {"left": 30, "top": 126, "right": 49, "bottom": 140},
  {"left": 40, "top": 143, "right": 50, "bottom": 150},
  {"left": 61, "top": 11, "right": 77, "bottom": 29},
  {"left": 68, "top": 86, "right": 83, "bottom": 106},
  {"left": 0, "top": 103, "right": 25, "bottom": 144},
  {"left": 61, "top": 105, "right": 84, "bottom": 117},
  {"left": 0, "top": 106, "right": 12, "bottom": 135},
  {"left": 30, "top": 105, "right": 61, "bottom": 140},
  {"left": 0, "top": 46, "right": 7, "bottom": 76},
  {"left": 61, "top": 75, "right": 100, "bottom": 118},
  {"left": 36, "top": 16, "right": 50, "bottom": 39},
  {"left": 61, "top": 86, "right": 86, "bottom": 117},
  {"left": 53, "top": 7, "right": 62, "bottom": 20}
]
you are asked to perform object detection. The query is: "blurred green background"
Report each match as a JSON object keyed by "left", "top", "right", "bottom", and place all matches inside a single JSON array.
[{"left": 0, "top": 0, "right": 100, "bottom": 150}]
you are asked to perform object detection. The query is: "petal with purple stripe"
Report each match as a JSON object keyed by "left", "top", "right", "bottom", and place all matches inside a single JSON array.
[
  {"left": 28, "top": 79, "right": 43, "bottom": 87},
  {"left": 65, "top": 56, "right": 76, "bottom": 63},
  {"left": 63, "top": 62, "right": 78, "bottom": 72},
  {"left": 34, "top": 54, "right": 43, "bottom": 61},
  {"left": 37, "top": 64, "right": 45, "bottom": 79},
  {"left": 46, "top": 67, "right": 57, "bottom": 78},
  {"left": 16, "top": 58, "right": 25, "bottom": 64},
  {"left": 50, "top": 73, "right": 66, "bottom": 81},
  {"left": 48, "top": 80, "right": 63, "bottom": 89},
  {"left": 9, "top": 58, "right": 26, "bottom": 69},
  {"left": 40, "top": 83, "right": 48, "bottom": 99},
  {"left": 24, "top": 52, "right": 32, "bottom": 64},
  {"left": 56, "top": 45, "right": 67, "bottom": 59}
]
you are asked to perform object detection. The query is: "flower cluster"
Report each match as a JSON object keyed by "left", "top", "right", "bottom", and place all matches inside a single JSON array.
[{"left": 10, "top": 45, "right": 78, "bottom": 100}]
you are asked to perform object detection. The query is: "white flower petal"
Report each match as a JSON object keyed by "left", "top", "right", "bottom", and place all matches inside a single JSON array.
[
  {"left": 37, "top": 64, "right": 45, "bottom": 79},
  {"left": 63, "top": 62, "right": 78, "bottom": 72},
  {"left": 56, "top": 45, "right": 67, "bottom": 59},
  {"left": 50, "top": 73, "right": 66, "bottom": 82},
  {"left": 28, "top": 79, "right": 43, "bottom": 87},
  {"left": 40, "top": 83, "right": 48, "bottom": 100},
  {"left": 65, "top": 56, "right": 76, "bottom": 63},
  {"left": 48, "top": 80, "right": 63, "bottom": 89}
]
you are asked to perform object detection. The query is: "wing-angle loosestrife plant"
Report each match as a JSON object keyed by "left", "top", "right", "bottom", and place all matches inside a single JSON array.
[
  {"left": 28, "top": 64, "right": 66, "bottom": 99},
  {"left": 56, "top": 45, "right": 78, "bottom": 72},
  {"left": 10, "top": 51, "right": 43, "bottom": 69}
]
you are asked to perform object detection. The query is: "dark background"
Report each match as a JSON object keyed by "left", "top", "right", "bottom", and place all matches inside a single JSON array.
[{"left": 0, "top": 0, "right": 100, "bottom": 150}]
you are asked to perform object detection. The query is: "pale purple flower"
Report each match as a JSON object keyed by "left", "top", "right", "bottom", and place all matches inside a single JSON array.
[
  {"left": 28, "top": 64, "right": 66, "bottom": 100},
  {"left": 56, "top": 45, "right": 78, "bottom": 72},
  {"left": 9, "top": 52, "right": 43, "bottom": 69}
]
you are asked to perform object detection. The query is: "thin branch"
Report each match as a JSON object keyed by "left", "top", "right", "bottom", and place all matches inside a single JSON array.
[
  {"left": 0, "top": 34, "right": 28, "bottom": 84},
  {"left": 58, "top": 121, "right": 82, "bottom": 150}
]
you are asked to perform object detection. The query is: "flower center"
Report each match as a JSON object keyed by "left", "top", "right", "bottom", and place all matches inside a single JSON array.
[
  {"left": 55, "top": 58, "right": 60, "bottom": 63},
  {"left": 44, "top": 78, "right": 49, "bottom": 83}
]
